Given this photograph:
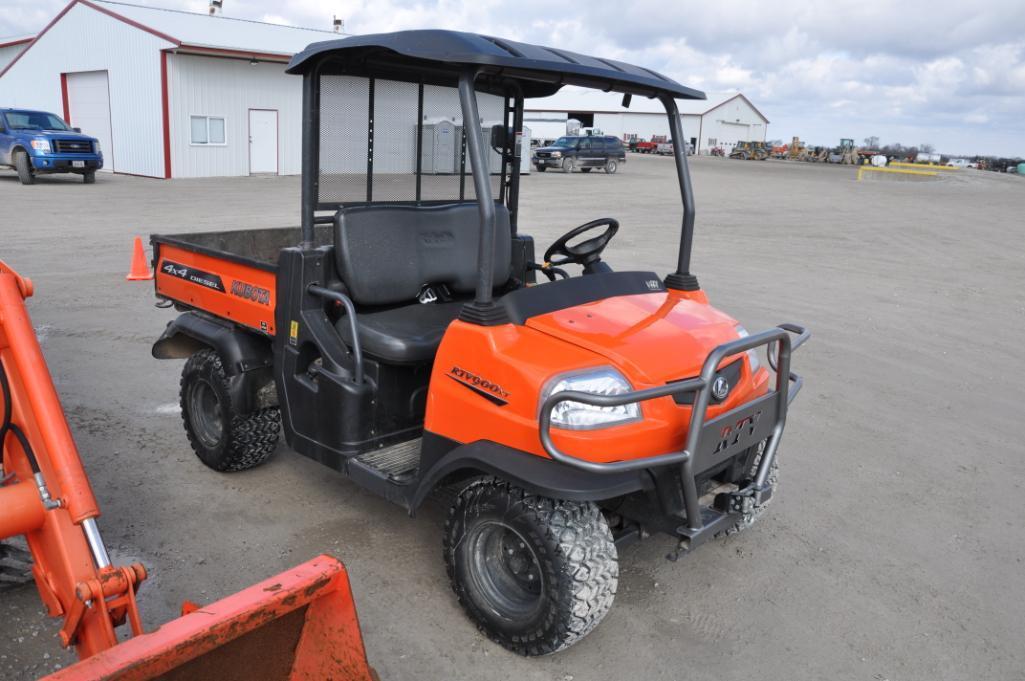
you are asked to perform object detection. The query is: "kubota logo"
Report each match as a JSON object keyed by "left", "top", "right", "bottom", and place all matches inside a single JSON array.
[
  {"left": 230, "top": 280, "right": 271, "bottom": 306},
  {"left": 449, "top": 366, "right": 510, "bottom": 406}
]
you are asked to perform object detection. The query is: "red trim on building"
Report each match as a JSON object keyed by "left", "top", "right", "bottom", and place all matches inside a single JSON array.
[
  {"left": 78, "top": 0, "right": 180, "bottom": 44},
  {"left": 0, "top": 0, "right": 181, "bottom": 79},
  {"left": 175, "top": 44, "right": 292, "bottom": 63},
  {"left": 161, "top": 51, "right": 172, "bottom": 179},
  {"left": 0, "top": 37, "right": 33, "bottom": 49},
  {"left": 60, "top": 73, "right": 71, "bottom": 123}
]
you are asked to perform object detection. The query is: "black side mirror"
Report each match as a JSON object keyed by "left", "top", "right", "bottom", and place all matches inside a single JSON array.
[
  {"left": 72, "top": 127, "right": 82, "bottom": 133},
  {"left": 490, "top": 124, "right": 509, "bottom": 153}
]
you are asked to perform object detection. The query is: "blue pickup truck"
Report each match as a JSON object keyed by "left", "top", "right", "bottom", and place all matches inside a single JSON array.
[{"left": 0, "top": 108, "right": 103, "bottom": 184}]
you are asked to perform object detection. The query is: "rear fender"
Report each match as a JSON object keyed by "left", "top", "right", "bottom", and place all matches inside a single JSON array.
[
  {"left": 410, "top": 435, "right": 651, "bottom": 510},
  {"left": 153, "top": 311, "right": 275, "bottom": 414}
]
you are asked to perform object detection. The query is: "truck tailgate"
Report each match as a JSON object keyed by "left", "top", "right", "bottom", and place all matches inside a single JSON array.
[{"left": 153, "top": 238, "right": 278, "bottom": 336}]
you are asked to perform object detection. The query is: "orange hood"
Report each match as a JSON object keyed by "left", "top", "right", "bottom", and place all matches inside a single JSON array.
[{"left": 524, "top": 292, "right": 740, "bottom": 386}]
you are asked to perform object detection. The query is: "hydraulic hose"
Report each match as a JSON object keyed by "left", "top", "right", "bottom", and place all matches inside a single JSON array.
[{"left": 0, "top": 357, "right": 42, "bottom": 475}]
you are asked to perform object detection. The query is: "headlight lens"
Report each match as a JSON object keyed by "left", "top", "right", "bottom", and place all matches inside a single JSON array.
[
  {"left": 734, "top": 325, "right": 761, "bottom": 373},
  {"left": 93, "top": 141, "right": 101, "bottom": 153},
  {"left": 542, "top": 367, "right": 640, "bottom": 430},
  {"left": 550, "top": 150, "right": 562, "bottom": 158},
  {"left": 31, "top": 139, "right": 51, "bottom": 152}
]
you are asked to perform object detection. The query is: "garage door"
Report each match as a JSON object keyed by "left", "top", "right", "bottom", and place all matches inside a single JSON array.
[
  {"left": 66, "top": 71, "right": 113, "bottom": 172},
  {"left": 720, "top": 121, "right": 751, "bottom": 149}
]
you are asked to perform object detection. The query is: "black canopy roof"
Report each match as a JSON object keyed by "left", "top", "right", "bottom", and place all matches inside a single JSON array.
[{"left": 287, "top": 29, "right": 705, "bottom": 101}]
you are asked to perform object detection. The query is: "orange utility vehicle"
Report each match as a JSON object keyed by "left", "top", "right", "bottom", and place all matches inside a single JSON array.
[
  {"left": 0, "top": 259, "right": 374, "bottom": 680},
  {"left": 149, "top": 31, "right": 809, "bottom": 656}
]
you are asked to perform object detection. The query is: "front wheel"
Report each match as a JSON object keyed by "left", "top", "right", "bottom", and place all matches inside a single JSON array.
[
  {"left": 83, "top": 171, "right": 96, "bottom": 184},
  {"left": 535, "top": 165, "right": 546, "bottom": 172},
  {"left": 14, "top": 152, "right": 34, "bottom": 185},
  {"left": 180, "top": 349, "right": 280, "bottom": 471},
  {"left": 444, "top": 478, "right": 618, "bottom": 656}
]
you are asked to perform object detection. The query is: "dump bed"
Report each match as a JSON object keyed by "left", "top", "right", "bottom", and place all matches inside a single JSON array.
[{"left": 152, "top": 227, "right": 329, "bottom": 336}]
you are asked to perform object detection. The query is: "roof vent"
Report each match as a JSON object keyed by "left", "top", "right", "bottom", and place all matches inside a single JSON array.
[
  {"left": 333, "top": 16, "right": 344, "bottom": 32},
  {"left": 208, "top": 0, "right": 222, "bottom": 15}
]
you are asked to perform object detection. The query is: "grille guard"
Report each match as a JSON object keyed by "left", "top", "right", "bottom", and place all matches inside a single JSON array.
[{"left": 539, "top": 323, "right": 809, "bottom": 533}]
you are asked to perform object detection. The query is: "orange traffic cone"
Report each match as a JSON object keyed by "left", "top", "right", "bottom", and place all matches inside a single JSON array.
[{"left": 126, "top": 237, "right": 153, "bottom": 281}]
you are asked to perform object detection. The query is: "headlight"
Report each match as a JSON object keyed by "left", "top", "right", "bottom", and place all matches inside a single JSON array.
[
  {"left": 550, "top": 150, "right": 562, "bottom": 158},
  {"left": 93, "top": 141, "right": 101, "bottom": 153},
  {"left": 734, "top": 325, "right": 761, "bottom": 373},
  {"left": 542, "top": 367, "right": 640, "bottom": 430},
  {"left": 31, "top": 139, "right": 51, "bottom": 153}
]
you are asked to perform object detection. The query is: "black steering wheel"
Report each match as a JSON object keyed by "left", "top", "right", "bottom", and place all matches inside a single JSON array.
[{"left": 543, "top": 218, "right": 619, "bottom": 269}]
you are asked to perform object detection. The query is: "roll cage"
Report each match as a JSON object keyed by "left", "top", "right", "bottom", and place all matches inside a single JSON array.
[{"left": 285, "top": 30, "right": 708, "bottom": 324}]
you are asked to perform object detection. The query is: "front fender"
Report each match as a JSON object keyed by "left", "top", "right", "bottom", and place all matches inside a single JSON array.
[{"left": 410, "top": 436, "right": 651, "bottom": 510}]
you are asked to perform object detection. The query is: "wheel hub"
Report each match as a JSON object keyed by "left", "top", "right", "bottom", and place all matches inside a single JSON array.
[{"left": 466, "top": 521, "right": 544, "bottom": 620}]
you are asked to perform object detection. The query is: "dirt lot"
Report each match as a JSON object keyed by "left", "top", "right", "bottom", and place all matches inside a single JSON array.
[{"left": 2, "top": 155, "right": 1024, "bottom": 680}]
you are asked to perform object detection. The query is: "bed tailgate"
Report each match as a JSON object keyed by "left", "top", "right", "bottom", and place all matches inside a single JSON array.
[{"left": 153, "top": 238, "right": 277, "bottom": 335}]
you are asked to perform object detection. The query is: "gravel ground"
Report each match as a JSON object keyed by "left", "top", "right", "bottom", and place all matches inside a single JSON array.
[{"left": 1, "top": 155, "right": 1023, "bottom": 680}]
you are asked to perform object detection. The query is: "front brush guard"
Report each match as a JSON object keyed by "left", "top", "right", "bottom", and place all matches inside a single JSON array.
[{"left": 539, "top": 323, "right": 809, "bottom": 546}]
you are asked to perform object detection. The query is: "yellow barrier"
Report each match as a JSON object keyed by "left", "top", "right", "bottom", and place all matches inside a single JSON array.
[
  {"left": 857, "top": 166, "right": 938, "bottom": 181},
  {"left": 889, "top": 162, "right": 957, "bottom": 170}
]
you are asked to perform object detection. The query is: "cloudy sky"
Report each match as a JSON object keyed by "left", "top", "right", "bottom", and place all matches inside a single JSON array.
[{"left": 4, "top": 0, "right": 1024, "bottom": 156}]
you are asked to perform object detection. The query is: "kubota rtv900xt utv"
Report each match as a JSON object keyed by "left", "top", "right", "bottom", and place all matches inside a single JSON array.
[{"left": 149, "top": 31, "right": 809, "bottom": 655}]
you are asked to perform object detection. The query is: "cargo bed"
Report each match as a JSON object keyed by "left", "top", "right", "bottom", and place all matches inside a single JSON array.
[{"left": 152, "top": 227, "right": 331, "bottom": 336}]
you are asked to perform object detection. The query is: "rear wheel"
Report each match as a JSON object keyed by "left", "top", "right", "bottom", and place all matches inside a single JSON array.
[
  {"left": 444, "top": 478, "right": 618, "bottom": 656},
  {"left": 604, "top": 159, "right": 618, "bottom": 174},
  {"left": 180, "top": 349, "right": 280, "bottom": 471},
  {"left": 14, "top": 151, "right": 34, "bottom": 185},
  {"left": 83, "top": 171, "right": 96, "bottom": 184}
]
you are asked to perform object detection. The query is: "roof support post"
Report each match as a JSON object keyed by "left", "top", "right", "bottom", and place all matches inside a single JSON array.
[
  {"left": 661, "top": 96, "right": 700, "bottom": 291},
  {"left": 457, "top": 69, "right": 506, "bottom": 324},
  {"left": 300, "top": 71, "right": 320, "bottom": 249}
]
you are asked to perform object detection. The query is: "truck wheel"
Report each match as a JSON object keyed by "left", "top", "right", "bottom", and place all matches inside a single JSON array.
[
  {"left": 179, "top": 349, "right": 280, "bottom": 472},
  {"left": 562, "top": 158, "right": 575, "bottom": 173},
  {"left": 83, "top": 171, "right": 96, "bottom": 184},
  {"left": 718, "top": 441, "right": 780, "bottom": 537},
  {"left": 14, "top": 151, "right": 34, "bottom": 185},
  {"left": 604, "top": 159, "right": 618, "bottom": 174},
  {"left": 535, "top": 165, "right": 546, "bottom": 172},
  {"left": 444, "top": 478, "right": 618, "bottom": 656}
]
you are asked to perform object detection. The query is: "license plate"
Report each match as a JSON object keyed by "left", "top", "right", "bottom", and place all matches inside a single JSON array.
[{"left": 72, "top": 161, "right": 85, "bottom": 168}]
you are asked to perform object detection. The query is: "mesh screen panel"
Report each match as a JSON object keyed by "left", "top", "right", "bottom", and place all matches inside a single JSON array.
[
  {"left": 320, "top": 76, "right": 370, "bottom": 204},
  {"left": 318, "top": 76, "right": 504, "bottom": 206},
  {"left": 372, "top": 79, "right": 418, "bottom": 201}
]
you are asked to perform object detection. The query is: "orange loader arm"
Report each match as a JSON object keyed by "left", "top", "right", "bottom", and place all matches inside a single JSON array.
[{"left": 1, "top": 260, "right": 375, "bottom": 680}]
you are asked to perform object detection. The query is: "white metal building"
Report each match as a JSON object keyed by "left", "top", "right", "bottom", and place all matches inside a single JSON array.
[
  {"left": 0, "top": 36, "right": 32, "bottom": 72},
  {"left": 525, "top": 88, "right": 769, "bottom": 155},
  {"left": 0, "top": 0, "right": 338, "bottom": 178}
]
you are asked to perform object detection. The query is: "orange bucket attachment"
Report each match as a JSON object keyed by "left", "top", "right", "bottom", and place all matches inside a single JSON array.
[{"left": 42, "top": 555, "right": 376, "bottom": 681}]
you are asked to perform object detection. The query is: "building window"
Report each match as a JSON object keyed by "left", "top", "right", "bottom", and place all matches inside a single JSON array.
[
  {"left": 708, "top": 137, "right": 717, "bottom": 146},
  {"left": 190, "top": 116, "right": 226, "bottom": 145}
]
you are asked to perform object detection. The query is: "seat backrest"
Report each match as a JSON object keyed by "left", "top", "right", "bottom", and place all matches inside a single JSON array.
[{"left": 334, "top": 203, "right": 511, "bottom": 306}]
